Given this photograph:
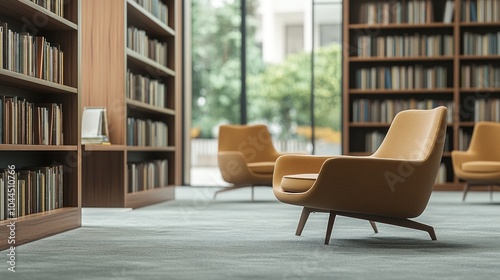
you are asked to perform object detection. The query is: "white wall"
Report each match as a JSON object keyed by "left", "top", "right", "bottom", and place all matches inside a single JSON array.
[{"left": 258, "top": 0, "right": 342, "bottom": 64}]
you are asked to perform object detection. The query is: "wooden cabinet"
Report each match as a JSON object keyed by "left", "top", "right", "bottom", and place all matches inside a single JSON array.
[
  {"left": 343, "top": 0, "right": 500, "bottom": 190},
  {"left": 0, "top": 0, "right": 81, "bottom": 250},
  {"left": 81, "top": 0, "right": 182, "bottom": 208}
]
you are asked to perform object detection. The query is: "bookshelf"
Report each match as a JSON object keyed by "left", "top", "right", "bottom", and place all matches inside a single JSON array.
[
  {"left": 81, "top": 0, "right": 181, "bottom": 208},
  {"left": 0, "top": 0, "right": 81, "bottom": 250},
  {"left": 344, "top": 0, "right": 500, "bottom": 190}
]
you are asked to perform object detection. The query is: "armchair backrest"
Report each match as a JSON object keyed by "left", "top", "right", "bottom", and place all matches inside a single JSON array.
[
  {"left": 372, "top": 106, "right": 447, "bottom": 162},
  {"left": 466, "top": 122, "right": 500, "bottom": 160},
  {"left": 218, "top": 124, "right": 280, "bottom": 163},
  {"left": 369, "top": 106, "right": 447, "bottom": 217}
]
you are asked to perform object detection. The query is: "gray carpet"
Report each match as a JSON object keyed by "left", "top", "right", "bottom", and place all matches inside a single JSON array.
[{"left": 1, "top": 187, "right": 500, "bottom": 280}]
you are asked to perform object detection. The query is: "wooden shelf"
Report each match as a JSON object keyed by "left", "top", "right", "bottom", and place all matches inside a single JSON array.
[
  {"left": 343, "top": 0, "right": 493, "bottom": 190},
  {"left": 0, "top": 145, "right": 78, "bottom": 151},
  {"left": 460, "top": 55, "right": 500, "bottom": 60},
  {"left": 442, "top": 152, "right": 452, "bottom": 157},
  {"left": 127, "top": 49, "right": 175, "bottom": 78},
  {"left": 0, "top": 69, "right": 78, "bottom": 95},
  {"left": 0, "top": 0, "right": 77, "bottom": 30},
  {"left": 348, "top": 152, "right": 371, "bottom": 156},
  {"left": 125, "top": 186, "right": 175, "bottom": 208},
  {"left": 460, "top": 21, "right": 500, "bottom": 27},
  {"left": 349, "top": 88, "right": 454, "bottom": 95},
  {"left": 459, "top": 122, "right": 476, "bottom": 127},
  {"left": 0, "top": 0, "right": 81, "bottom": 248},
  {"left": 83, "top": 144, "right": 126, "bottom": 151},
  {"left": 127, "top": 99, "right": 175, "bottom": 116},
  {"left": 350, "top": 122, "right": 390, "bottom": 127},
  {"left": 349, "top": 23, "right": 454, "bottom": 29},
  {"left": 126, "top": 146, "right": 176, "bottom": 152},
  {"left": 350, "top": 56, "right": 454, "bottom": 62},
  {"left": 0, "top": 207, "right": 80, "bottom": 250},
  {"left": 433, "top": 183, "right": 462, "bottom": 191},
  {"left": 460, "top": 88, "right": 500, "bottom": 93},
  {"left": 126, "top": 0, "right": 175, "bottom": 37},
  {"left": 81, "top": 0, "right": 181, "bottom": 209}
]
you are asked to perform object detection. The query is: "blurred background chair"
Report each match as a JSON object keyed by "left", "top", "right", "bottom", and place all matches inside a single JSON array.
[
  {"left": 273, "top": 107, "right": 447, "bottom": 244},
  {"left": 216, "top": 124, "right": 282, "bottom": 200},
  {"left": 451, "top": 122, "right": 500, "bottom": 201}
]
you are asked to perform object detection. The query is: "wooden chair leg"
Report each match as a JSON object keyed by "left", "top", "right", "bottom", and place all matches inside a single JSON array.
[
  {"left": 295, "top": 207, "right": 314, "bottom": 236},
  {"left": 213, "top": 184, "right": 251, "bottom": 199},
  {"left": 369, "top": 221, "right": 378, "bottom": 233},
  {"left": 334, "top": 211, "right": 437, "bottom": 241},
  {"left": 324, "top": 211, "right": 336, "bottom": 245},
  {"left": 462, "top": 183, "right": 470, "bottom": 202},
  {"left": 251, "top": 186, "right": 254, "bottom": 201},
  {"left": 490, "top": 185, "right": 493, "bottom": 201}
]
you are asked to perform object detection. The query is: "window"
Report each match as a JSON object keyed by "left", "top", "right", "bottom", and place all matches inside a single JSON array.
[
  {"left": 285, "top": 25, "right": 304, "bottom": 56},
  {"left": 186, "top": 0, "right": 343, "bottom": 185}
]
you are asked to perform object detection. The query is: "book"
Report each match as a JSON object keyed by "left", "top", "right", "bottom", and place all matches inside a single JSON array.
[
  {"left": 443, "top": 0, "right": 455, "bottom": 23},
  {"left": 0, "top": 173, "right": 4, "bottom": 220},
  {"left": 81, "top": 107, "right": 110, "bottom": 144},
  {"left": 0, "top": 97, "right": 3, "bottom": 144},
  {"left": 471, "top": 0, "right": 477, "bottom": 22}
]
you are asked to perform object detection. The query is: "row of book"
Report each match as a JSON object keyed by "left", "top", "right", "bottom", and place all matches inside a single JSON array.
[
  {"left": 29, "top": 0, "right": 65, "bottom": 18},
  {"left": 458, "top": 128, "right": 472, "bottom": 150},
  {"left": 364, "top": 131, "right": 385, "bottom": 153},
  {"left": 126, "top": 69, "right": 167, "bottom": 108},
  {"left": 126, "top": 117, "right": 168, "bottom": 147},
  {"left": 128, "top": 159, "right": 168, "bottom": 193},
  {"left": 472, "top": 98, "right": 500, "bottom": 121},
  {"left": 352, "top": 99, "right": 454, "bottom": 123},
  {"left": 463, "top": 32, "right": 500, "bottom": 55},
  {"left": 356, "top": 34, "right": 454, "bottom": 58},
  {"left": 0, "top": 22, "right": 64, "bottom": 84},
  {"left": 355, "top": 66, "right": 448, "bottom": 90},
  {"left": 460, "top": 64, "right": 500, "bottom": 88},
  {"left": 436, "top": 163, "right": 448, "bottom": 184},
  {"left": 357, "top": 0, "right": 435, "bottom": 24},
  {"left": 0, "top": 96, "right": 63, "bottom": 145},
  {"left": 461, "top": 0, "right": 500, "bottom": 22},
  {"left": 0, "top": 165, "right": 63, "bottom": 221},
  {"left": 127, "top": 26, "right": 168, "bottom": 66},
  {"left": 132, "top": 0, "right": 169, "bottom": 25}
]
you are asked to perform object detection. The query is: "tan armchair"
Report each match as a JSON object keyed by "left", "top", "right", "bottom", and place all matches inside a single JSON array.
[
  {"left": 273, "top": 107, "right": 447, "bottom": 244},
  {"left": 451, "top": 122, "right": 500, "bottom": 201},
  {"left": 216, "top": 124, "right": 282, "bottom": 200}
]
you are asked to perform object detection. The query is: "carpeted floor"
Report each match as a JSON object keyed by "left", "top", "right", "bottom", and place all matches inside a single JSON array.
[{"left": 1, "top": 187, "right": 500, "bottom": 279}]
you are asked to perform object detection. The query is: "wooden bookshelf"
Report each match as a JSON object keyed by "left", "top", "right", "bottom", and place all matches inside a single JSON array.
[
  {"left": 344, "top": 0, "right": 500, "bottom": 189},
  {"left": 0, "top": 0, "right": 81, "bottom": 250},
  {"left": 81, "top": 0, "right": 181, "bottom": 208}
]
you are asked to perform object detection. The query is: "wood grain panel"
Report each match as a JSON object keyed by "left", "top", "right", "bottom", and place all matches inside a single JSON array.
[
  {"left": 82, "top": 151, "right": 126, "bottom": 207},
  {"left": 174, "top": 0, "right": 182, "bottom": 186},
  {"left": 0, "top": 208, "right": 81, "bottom": 250},
  {"left": 81, "top": 0, "right": 126, "bottom": 146},
  {"left": 125, "top": 186, "right": 175, "bottom": 208}
]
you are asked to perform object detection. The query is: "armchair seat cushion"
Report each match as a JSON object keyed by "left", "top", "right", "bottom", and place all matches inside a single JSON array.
[
  {"left": 462, "top": 161, "right": 500, "bottom": 173},
  {"left": 281, "top": 173, "right": 318, "bottom": 193},
  {"left": 248, "top": 162, "right": 275, "bottom": 174}
]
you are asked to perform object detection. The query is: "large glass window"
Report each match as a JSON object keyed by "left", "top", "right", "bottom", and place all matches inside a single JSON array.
[
  {"left": 188, "top": 0, "right": 343, "bottom": 186},
  {"left": 191, "top": 0, "right": 242, "bottom": 136},
  {"left": 247, "top": 0, "right": 311, "bottom": 155},
  {"left": 190, "top": 0, "right": 242, "bottom": 185},
  {"left": 312, "top": 0, "right": 343, "bottom": 155}
]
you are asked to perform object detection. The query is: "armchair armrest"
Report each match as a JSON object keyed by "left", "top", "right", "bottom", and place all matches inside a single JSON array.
[
  {"left": 273, "top": 154, "right": 338, "bottom": 189},
  {"left": 451, "top": 150, "right": 479, "bottom": 177},
  {"left": 218, "top": 151, "right": 254, "bottom": 185},
  {"left": 308, "top": 156, "right": 434, "bottom": 218}
]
